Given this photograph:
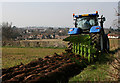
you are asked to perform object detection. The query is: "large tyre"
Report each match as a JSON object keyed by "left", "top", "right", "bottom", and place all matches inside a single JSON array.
[{"left": 91, "top": 31, "right": 104, "bottom": 52}]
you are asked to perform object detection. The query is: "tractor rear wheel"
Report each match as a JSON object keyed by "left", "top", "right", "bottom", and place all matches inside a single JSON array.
[{"left": 91, "top": 32, "right": 104, "bottom": 53}]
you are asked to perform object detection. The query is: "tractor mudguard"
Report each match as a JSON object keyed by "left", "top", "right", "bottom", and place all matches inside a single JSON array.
[
  {"left": 68, "top": 28, "right": 81, "bottom": 35},
  {"left": 90, "top": 26, "right": 101, "bottom": 33}
]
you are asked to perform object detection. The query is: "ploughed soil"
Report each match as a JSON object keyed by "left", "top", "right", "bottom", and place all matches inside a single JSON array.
[{"left": 1, "top": 51, "right": 89, "bottom": 83}]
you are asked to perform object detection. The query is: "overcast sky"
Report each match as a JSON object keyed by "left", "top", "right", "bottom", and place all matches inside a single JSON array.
[{"left": 2, "top": 2, "right": 118, "bottom": 28}]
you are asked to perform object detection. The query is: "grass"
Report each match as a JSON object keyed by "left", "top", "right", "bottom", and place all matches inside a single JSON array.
[
  {"left": 2, "top": 47, "right": 65, "bottom": 68},
  {"left": 109, "top": 39, "right": 119, "bottom": 50},
  {"left": 69, "top": 64, "right": 109, "bottom": 81},
  {"left": 69, "top": 53, "right": 111, "bottom": 82}
]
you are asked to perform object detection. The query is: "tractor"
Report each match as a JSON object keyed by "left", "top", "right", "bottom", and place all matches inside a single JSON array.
[{"left": 63, "top": 11, "right": 109, "bottom": 62}]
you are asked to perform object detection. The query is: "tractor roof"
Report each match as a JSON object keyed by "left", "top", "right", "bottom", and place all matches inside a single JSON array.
[{"left": 73, "top": 11, "right": 99, "bottom": 18}]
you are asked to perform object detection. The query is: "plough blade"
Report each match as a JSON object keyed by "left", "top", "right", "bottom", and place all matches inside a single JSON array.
[{"left": 63, "top": 34, "right": 96, "bottom": 62}]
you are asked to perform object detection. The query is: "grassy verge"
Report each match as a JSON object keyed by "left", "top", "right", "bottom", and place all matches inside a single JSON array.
[
  {"left": 69, "top": 64, "right": 109, "bottom": 81},
  {"left": 69, "top": 52, "right": 113, "bottom": 82},
  {"left": 2, "top": 47, "right": 65, "bottom": 68}
]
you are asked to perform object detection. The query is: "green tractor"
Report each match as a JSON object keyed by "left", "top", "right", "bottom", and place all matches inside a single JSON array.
[{"left": 63, "top": 11, "right": 109, "bottom": 62}]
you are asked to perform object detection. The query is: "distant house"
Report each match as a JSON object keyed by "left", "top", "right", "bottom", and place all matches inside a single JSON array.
[
  {"left": 25, "top": 29, "right": 31, "bottom": 33},
  {"left": 38, "top": 29, "right": 46, "bottom": 32},
  {"left": 28, "top": 35, "right": 34, "bottom": 39},
  {"left": 36, "top": 34, "right": 43, "bottom": 39},
  {"left": 108, "top": 34, "right": 119, "bottom": 39}
]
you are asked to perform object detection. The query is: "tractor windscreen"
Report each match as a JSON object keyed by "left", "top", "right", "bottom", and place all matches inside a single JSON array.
[{"left": 76, "top": 17, "right": 98, "bottom": 30}]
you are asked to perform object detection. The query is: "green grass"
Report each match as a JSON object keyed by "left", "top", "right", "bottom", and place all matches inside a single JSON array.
[
  {"left": 2, "top": 47, "right": 65, "bottom": 68},
  {"left": 69, "top": 52, "right": 112, "bottom": 82},
  {"left": 69, "top": 64, "right": 109, "bottom": 81}
]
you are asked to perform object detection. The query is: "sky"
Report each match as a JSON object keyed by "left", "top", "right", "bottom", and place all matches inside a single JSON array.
[
  {"left": 0, "top": 0, "right": 119, "bottom": 2},
  {"left": 1, "top": 2, "right": 118, "bottom": 28}
]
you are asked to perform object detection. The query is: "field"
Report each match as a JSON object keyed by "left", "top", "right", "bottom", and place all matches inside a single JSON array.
[
  {"left": 2, "top": 47, "right": 65, "bottom": 68},
  {"left": 109, "top": 39, "right": 119, "bottom": 50},
  {"left": 2, "top": 39, "right": 119, "bottom": 81}
]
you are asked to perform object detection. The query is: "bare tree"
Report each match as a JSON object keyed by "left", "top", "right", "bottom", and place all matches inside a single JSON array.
[
  {"left": 112, "top": 1, "right": 120, "bottom": 28},
  {"left": 2, "top": 22, "right": 13, "bottom": 41},
  {"left": 2, "top": 22, "right": 21, "bottom": 41}
]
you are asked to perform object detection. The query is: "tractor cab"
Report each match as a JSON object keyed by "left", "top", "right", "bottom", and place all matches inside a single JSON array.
[
  {"left": 68, "top": 11, "right": 105, "bottom": 34},
  {"left": 74, "top": 15, "right": 98, "bottom": 30}
]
